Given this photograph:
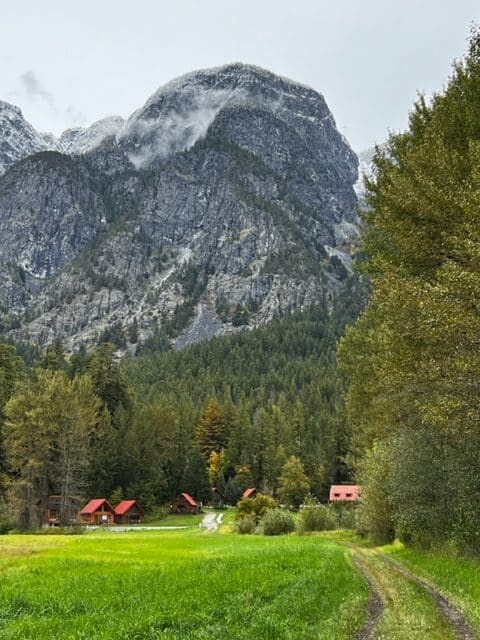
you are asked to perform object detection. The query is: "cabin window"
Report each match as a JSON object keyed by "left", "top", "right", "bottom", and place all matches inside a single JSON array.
[
  {"left": 346, "top": 493, "right": 352, "bottom": 497},
  {"left": 334, "top": 493, "right": 340, "bottom": 497}
]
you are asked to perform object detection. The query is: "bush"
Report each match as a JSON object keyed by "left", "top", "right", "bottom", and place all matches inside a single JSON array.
[
  {"left": 235, "top": 494, "right": 277, "bottom": 524},
  {"left": 260, "top": 509, "right": 296, "bottom": 536},
  {"left": 235, "top": 515, "right": 256, "bottom": 535},
  {"left": 298, "top": 500, "right": 338, "bottom": 533}
]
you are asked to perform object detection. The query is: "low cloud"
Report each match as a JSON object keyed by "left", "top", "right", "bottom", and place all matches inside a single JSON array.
[
  {"left": 9, "top": 70, "right": 87, "bottom": 133},
  {"left": 125, "top": 88, "right": 244, "bottom": 169},
  {"left": 19, "top": 70, "right": 55, "bottom": 108}
]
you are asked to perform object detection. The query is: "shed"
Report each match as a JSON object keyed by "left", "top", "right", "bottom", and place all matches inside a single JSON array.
[
  {"left": 44, "top": 494, "right": 62, "bottom": 527},
  {"left": 329, "top": 485, "right": 361, "bottom": 502},
  {"left": 79, "top": 498, "right": 115, "bottom": 525},
  {"left": 170, "top": 492, "right": 199, "bottom": 514},
  {"left": 242, "top": 487, "right": 257, "bottom": 499},
  {"left": 114, "top": 500, "right": 144, "bottom": 524},
  {"left": 212, "top": 486, "right": 226, "bottom": 507}
]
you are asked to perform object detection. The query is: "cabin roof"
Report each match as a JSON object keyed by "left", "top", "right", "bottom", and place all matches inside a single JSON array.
[
  {"left": 243, "top": 487, "right": 256, "bottom": 498},
  {"left": 114, "top": 499, "right": 142, "bottom": 515},
  {"left": 181, "top": 492, "right": 197, "bottom": 506},
  {"left": 329, "top": 485, "right": 361, "bottom": 501},
  {"left": 80, "top": 498, "right": 113, "bottom": 514}
]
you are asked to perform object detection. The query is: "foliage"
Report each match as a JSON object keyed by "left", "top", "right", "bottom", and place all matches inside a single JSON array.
[
  {"left": 299, "top": 497, "right": 338, "bottom": 532},
  {"left": 234, "top": 514, "right": 257, "bottom": 534},
  {"left": 340, "top": 30, "right": 480, "bottom": 553},
  {"left": 260, "top": 508, "right": 296, "bottom": 535},
  {"left": 235, "top": 493, "right": 277, "bottom": 524},
  {"left": 277, "top": 455, "right": 310, "bottom": 509}
]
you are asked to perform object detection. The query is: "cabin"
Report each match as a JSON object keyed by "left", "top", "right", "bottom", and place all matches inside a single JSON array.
[
  {"left": 44, "top": 494, "right": 62, "bottom": 526},
  {"left": 114, "top": 500, "right": 144, "bottom": 524},
  {"left": 170, "top": 492, "right": 199, "bottom": 514},
  {"left": 242, "top": 487, "right": 257, "bottom": 499},
  {"left": 79, "top": 498, "right": 115, "bottom": 525},
  {"left": 329, "top": 485, "right": 361, "bottom": 502},
  {"left": 212, "top": 486, "right": 226, "bottom": 507}
]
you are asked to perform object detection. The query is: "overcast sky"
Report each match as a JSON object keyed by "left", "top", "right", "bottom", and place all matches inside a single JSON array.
[{"left": 1, "top": 1, "right": 479, "bottom": 151}]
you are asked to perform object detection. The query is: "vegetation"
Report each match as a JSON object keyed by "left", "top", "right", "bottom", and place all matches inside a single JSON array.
[
  {"left": 0, "top": 531, "right": 368, "bottom": 640},
  {"left": 340, "top": 30, "right": 480, "bottom": 553},
  {"left": 387, "top": 544, "right": 480, "bottom": 634}
]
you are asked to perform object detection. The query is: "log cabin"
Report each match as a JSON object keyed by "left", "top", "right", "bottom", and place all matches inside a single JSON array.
[{"left": 79, "top": 498, "right": 115, "bottom": 525}]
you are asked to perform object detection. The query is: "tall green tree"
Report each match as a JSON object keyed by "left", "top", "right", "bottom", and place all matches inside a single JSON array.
[
  {"left": 340, "top": 29, "right": 480, "bottom": 552},
  {"left": 4, "top": 370, "right": 99, "bottom": 528}
]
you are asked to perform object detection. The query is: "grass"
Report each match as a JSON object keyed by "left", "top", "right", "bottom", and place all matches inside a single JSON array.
[
  {"left": 354, "top": 548, "right": 456, "bottom": 640},
  {"left": 0, "top": 530, "right": 368, "bottom": 639},
  {"left": 144, "top": 513, "right": 204, "bottom": 527},
  {"left": 386, "top": 543, "right": 480, "bottom": 634}
]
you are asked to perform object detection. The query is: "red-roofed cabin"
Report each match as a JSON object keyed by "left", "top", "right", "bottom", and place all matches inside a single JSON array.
[
  {"left": 114, "top": 500, "right": 144, "bottom": 524},
  {"left": 329, "top": 485, "right": 361, "bottom": 502},
  {"left": 242, "top": 487, "right": 257, "bottom": 499},
  {"left": 79, "top": 498, "right": 115, "bottom": 525},
  {"left": 170, "top": 492, "right": 199, "bottom": 514}
]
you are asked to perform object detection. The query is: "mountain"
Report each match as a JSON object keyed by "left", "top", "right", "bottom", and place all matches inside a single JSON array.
[
  {"left": 0, "top": 63, "right": 359, "bottom": 351},
  {"left": 0, "top": 100, "right": 50, "bottom": 176},
  {"left": 57, "top": 116, "right": 125, "bottom": 154}
]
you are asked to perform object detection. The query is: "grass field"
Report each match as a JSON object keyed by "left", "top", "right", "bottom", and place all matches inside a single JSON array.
[
  {"left": 387, "top": 544, "right": 480, "bottom": 635},
  {"left": 144, "top": 513, "right": 204, "bottom": 527},
  {"left": 0, "top": 530, "right": 368, "bottom": 640}
]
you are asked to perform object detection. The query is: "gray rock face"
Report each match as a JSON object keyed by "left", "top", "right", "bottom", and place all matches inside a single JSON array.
[{"left": 0, "top": 64, "right": 359, "bottom": 350}]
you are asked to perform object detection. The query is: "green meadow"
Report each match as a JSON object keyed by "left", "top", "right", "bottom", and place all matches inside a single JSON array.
[{"left": 0, "top": 530, "right": 367, "bottom": 640}]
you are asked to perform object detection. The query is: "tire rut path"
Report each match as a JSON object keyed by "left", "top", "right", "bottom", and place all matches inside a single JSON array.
[
  {"left": 353, "top": 552, "right": 384, "bottom": 640},
  {"left": 381, "top": 555, "right": 477, "bottom": 640}
]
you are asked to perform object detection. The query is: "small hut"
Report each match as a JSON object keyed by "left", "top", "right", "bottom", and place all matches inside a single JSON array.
[
  {"left": 44, "top": 494, "right": 62, "bottom": 527},
  {"left": 212, "top": 486, "right": 226, "bottom": 507},
  {"left": 170, "top": 492, "right": 199, "bottom": 514},
  {"left": 329, "top": 485, "right": 361, "bottom": 502},
  {"left": 242, "top": 487, "right": 257, "bottom": 499},
  {"left": 114, "top": 500, "right": 144, "bottom": 524},
  {"left": 79, "top": 498, "right": 115, "bottom": 525}
]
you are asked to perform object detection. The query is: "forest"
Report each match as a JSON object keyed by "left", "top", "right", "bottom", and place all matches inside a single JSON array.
[{"left": 0, "top": 276, "right": 365, "bottom": 529}]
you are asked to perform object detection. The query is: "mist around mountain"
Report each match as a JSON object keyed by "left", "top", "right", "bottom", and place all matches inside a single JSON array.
[{"left": 0, "top": 63, "right": 359, "bottom": 351}]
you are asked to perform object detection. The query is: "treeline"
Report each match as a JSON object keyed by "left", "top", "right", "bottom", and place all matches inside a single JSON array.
[
  {"left": 0, "top": 278, "right": 365, "bottom": 529},
  {"left": 340, "top": 31, "right": 480, "bottom": 554}
]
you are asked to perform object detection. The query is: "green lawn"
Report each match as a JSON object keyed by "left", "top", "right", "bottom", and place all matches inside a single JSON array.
[
  {"left": 0, "top": 530, "right": 368, "bottom": 640},
  {"left": 386, "top": 544, "right": 480, "bottom": 635},
  {"left": 144, "top": 513, "right": 204, "bottom": 527}
]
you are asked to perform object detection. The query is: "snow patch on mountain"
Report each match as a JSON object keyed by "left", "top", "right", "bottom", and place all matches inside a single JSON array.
[
  {"left": 0, "top": 100, "right": 49, "bottom": 175},
  {"left": 58, "top": 116, "right": 125, "bottom": 155}
]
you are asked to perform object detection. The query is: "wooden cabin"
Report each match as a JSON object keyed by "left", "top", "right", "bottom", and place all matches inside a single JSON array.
[
  {"left": 242, "top": 487, "right": 257, "bottom": 499},
  {"left": 114, "top": 500, "right": 144, "bottom": 524},
  {"left": 44, "top": 494, "right": 62, "bottom": 526},
  {"left": 170, "top": 492, "right": 199, "bottom": 514},
  {"left": 212, "top": 486, "right": 226, "bottom": 507},
  {"left": 79, "top": 498, "right": 115, "bottom": 525},
  {"left": 329, "top": 485, "right": 361, "bottom": 502}
]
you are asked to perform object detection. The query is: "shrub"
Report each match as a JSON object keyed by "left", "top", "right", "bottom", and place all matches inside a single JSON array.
[
  {"left": 235, "top": 515, "right": 256, "bottom": 535},
  {"left": 235, "top": 494, "right": 277, "bottom": 524},
  {"left": 298, "top": 498, "right": 338, "bottom": 533},
  {"left": 260, "top": 509, "right": 296, "bottom": 536}
]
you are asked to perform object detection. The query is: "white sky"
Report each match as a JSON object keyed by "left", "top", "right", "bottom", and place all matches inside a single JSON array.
[{"left": 1, "top": 0, "right": 479, "bottom": 151}]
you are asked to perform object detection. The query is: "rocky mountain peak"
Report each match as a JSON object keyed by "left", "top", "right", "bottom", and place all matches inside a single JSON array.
[
  {"left": 0, "top": 100, "right": 49, "bottom": 176},
  {"left": 0, "top": 64, "right": 359, "bottom": 351}
]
